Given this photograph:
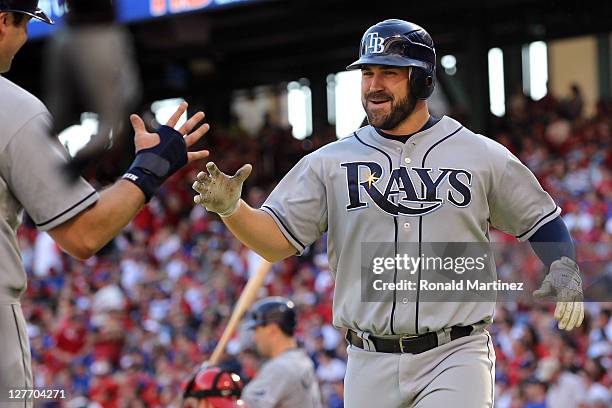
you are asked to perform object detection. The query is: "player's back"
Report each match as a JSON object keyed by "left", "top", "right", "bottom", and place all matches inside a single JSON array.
[{"left": 243, "top": 349, "right": 322, "bottom": 408}]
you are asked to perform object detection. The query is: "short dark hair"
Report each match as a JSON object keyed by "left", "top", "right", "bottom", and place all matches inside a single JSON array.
[
  {"left": 2, "top": 12, "right": 26, "bottom": 26},
  {"left": 11, "top": 12, "right": 25, "bottom": 25}
]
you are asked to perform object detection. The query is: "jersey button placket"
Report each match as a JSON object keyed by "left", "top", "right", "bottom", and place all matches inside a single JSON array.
[{"left": 401, "top": 148, "right": 413, "bottom": 236}]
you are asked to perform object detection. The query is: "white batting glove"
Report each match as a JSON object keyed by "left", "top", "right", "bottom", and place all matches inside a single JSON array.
[
  {"left": 192, "top": 162, "right": 252, "bottom": 217},
  {"left": 533, "top": 256, "right": 584, "bottom": 331}
]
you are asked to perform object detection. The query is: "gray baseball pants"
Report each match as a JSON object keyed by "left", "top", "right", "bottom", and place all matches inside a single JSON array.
[{"left": 344, "top": 331, "right": 495, "bottom": 408}]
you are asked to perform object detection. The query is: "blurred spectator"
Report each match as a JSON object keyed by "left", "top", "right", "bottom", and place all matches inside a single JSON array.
[
  {"left": 579, "top": 358, "right": 611, "bottom": 408},
  {"left": 522, "top": 377, "right": 547, "bottom": 408},
  {"left": 545, "top": 111, "right": 572, "bottom": 147},
  {"left": 536, "top": 357, "right": 587, "bottom": 408},
  {"left": 316, "top": 350, "right": 346, "bottom": 383},
  {"left": 327, "top": 381, "right": 344, "bottom": 408},
  {"left": 564, "top": 83, "right": 584, "bottom": 120}
]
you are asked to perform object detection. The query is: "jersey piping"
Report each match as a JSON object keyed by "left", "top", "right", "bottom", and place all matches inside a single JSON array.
[
  {"left": 353, "top": 130, "right": 399, "bottom": 335},
  {"left": 35, "top": 191, "right": 97, "bottom": 228},
  {"left": 261, "top": 205, "right": 307, "bottom": 252},
  {"left": 516, "top": 206, "right": 561, "bottom": 240},
  {"left": 414, "top": 125, "right": 464, "bottom": 333},
  {"left": 12, "top": 305, "right": 28, "bottom": 392}
]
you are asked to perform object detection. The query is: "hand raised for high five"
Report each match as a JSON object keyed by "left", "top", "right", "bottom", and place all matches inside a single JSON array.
[
  {"left": 123, "top": 101, "right": 211, "bottom": 202},
  {"left": 192, "top": 162, "right": 252, "bottom": 217},
  {"left": 130, "top": 101, "right": 210, "bottom": 163}
]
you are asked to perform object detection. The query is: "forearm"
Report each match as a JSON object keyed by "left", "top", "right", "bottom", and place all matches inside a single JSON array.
[
  {"left": 221, "top": 200, "right": 296, "bottom": 262},
  {"left": 49, "top": 180, "right": 145, "bottom": 259},
  {"left": 49, "top": 102, "right": 209, "bottom": 260},
  {"left": 528, "top": 216, "right": 575, "bottom": 267}
]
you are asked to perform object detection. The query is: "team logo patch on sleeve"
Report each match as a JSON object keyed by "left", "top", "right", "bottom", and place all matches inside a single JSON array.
[{"left": 341, "top": 162, "right": 472, "bottom": 216}]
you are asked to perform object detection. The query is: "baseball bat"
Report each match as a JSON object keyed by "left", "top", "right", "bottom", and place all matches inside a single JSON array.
[{"left": 208, "top": 259, "right": 273, "bottom": 366}]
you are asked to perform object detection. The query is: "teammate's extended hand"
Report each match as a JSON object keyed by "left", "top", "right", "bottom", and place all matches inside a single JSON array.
[
  {"left": 533, "top": 257, "right": 584, "bottom": 331},
  {"left": 192, "top": 162, "right": 252, "bottom": 217},
  {"left": 130, "top": 101, "right": 210, "bottom": 163}
]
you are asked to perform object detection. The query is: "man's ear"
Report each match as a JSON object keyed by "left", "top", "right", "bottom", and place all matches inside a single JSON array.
[
  {"left": 0, "top": 13, "right": 7, "bottom": 39},
  {"left": 0, "top": 12, "right": 11, "bottom": 28}
]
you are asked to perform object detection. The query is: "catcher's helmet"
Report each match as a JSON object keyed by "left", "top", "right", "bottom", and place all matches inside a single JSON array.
[
  {"left": 0, "top": 0, "right": 53, "bottom": 24},
  {"left": 347, "top": 19, "right": 436, "bottom": 99},
  {"left": 183, "top": 366, "right": 245, "bottom": 408},
  {"left": 245, "top": 297, "right": 297, "bottom": 336}
]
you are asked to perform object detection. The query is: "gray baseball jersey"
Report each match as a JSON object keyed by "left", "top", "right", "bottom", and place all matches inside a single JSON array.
[
  {"left": 242, "top": 349, "right": 322, "bottom": 408},
  {"left": 0, "top": 76, "right": 98, "bottom": 401},
  {"left": 262, "top": 116, "right": 559, "bottom": 336},
  {"left": 0, "top": 76, "right": 98, "bottom": 302}
]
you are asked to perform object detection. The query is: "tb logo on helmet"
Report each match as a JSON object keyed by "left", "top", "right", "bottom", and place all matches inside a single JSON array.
[{"left": 365, "top": 32, "right": 385, "bottom": 54}]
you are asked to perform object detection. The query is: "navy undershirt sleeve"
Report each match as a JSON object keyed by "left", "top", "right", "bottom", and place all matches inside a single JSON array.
[{"left": 528, "top": 216, "right": 576, "bottom": 267}]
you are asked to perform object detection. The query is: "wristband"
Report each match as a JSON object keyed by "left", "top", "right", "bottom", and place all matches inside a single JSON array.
[
  {"left": 122, "top": 125, "right": 188, "bottom": 202},
  {"left": 122, "top": 167, "right": 159, "bottom": 202}
]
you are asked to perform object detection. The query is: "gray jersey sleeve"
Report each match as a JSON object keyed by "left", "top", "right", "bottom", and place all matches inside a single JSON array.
[
  {"left": 0, "top": 112, "right": 98, "bottom": 231},
  {"left": 488, "top": 145, "right": 560, "bottom": 241},
  {"left": 261, "top": 154, "right": 327, "bottom": 255}
]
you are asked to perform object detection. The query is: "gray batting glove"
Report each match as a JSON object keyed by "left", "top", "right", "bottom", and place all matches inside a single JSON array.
[
  {"left": 192, "top": 162, "right": 252, "bottom": 217},
  {"left": 533, "top": 256, "right": 584, "bottom": 331}
]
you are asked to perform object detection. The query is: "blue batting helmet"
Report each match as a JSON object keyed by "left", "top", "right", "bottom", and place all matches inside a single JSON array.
[
  {"left": 244, "top": 297, "right": 297, "bottom": 336},
  {"left": 347, "top": 19, "right": 436, "bottom": 99}
]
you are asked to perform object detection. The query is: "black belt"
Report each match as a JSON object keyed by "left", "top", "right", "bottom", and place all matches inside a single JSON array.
[{"left": 346, "top": 325, "right": 474, "bottom": 354}]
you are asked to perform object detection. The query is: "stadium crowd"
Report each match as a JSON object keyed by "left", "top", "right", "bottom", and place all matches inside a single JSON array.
[{"left": 18, "top": 87, "right": 611, "bottom": 407}]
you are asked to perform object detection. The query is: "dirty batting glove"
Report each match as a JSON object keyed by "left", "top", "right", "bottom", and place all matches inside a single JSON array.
[
  {"left": 533, "top": 256, "right": 584, "bottom": 331},
  {"left": 192, "top": 162, "right": 252, "bottom": 217}
]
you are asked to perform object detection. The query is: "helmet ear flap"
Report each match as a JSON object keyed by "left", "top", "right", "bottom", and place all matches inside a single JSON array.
[
  {"left": 409, "top": 66, "right": 436, "bottom": 100},
  {"left": 280, "top": 307, "right": 297, "bottom": 335}
]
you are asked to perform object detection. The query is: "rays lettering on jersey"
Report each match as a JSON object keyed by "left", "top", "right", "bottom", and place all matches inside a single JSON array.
[{"left": 341, "top": 161, "right": 472, "bottom": 216}]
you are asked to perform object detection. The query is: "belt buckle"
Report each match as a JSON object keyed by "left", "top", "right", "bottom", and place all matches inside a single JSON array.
[{"left": 399, "top": 334, "right": 419, "bottom": 353}]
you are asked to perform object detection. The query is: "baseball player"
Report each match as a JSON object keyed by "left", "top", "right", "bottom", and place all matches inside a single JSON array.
[
  {"left": 193, "top": 19, "right": 583, "bottom": 408},
  {"left": 44, "top": 0, "right": 141, "bottom": 179},
  {"left": 182, "top": 365, "right": 247, "bottom": 408},
  {"left": 0, "top": 1, "right": 209, "bottom": 404},
  {"left": 241, "top": 297, "right": 322, "bottom": 408}
]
